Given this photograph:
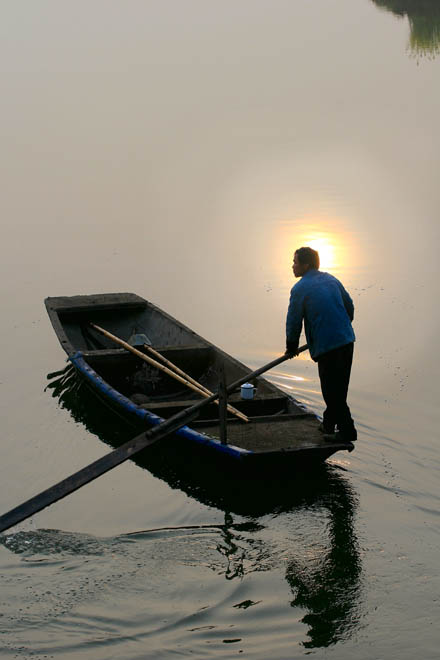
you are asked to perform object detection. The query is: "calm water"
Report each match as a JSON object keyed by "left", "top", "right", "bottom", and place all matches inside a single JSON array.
[{"left": 1, "top": 1, "right": 439, "bottom": 658}]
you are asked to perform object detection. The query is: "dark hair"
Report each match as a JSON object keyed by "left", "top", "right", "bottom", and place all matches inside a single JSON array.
[{"left": 295, "top": 247, "right": 320, "bottom": 270}]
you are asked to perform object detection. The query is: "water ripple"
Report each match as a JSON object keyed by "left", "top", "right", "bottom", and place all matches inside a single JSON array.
[{"left": 0, "top": 494, "right": 363, "bottom": 658}]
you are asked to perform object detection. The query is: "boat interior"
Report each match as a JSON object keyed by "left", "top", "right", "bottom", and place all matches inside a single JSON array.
[
  {"left": 84, "top": 342, "right": 303, "bottom": 424},
  {"left": 50, "top": 296, "right": 308, "bottom": 425}
]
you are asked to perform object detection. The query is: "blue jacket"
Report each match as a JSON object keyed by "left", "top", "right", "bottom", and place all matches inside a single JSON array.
[{"left": 286, "top": 270, "right": 355, "bottom": 361}]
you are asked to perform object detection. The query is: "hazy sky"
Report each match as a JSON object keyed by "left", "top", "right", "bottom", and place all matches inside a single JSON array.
[{"left": 1, "top": 0, "right": 439, "bottom": 366}]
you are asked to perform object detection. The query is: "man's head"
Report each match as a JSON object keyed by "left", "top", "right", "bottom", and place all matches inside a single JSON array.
[{"left": 292, "top": 247, "right": 320, "bottom": 278}]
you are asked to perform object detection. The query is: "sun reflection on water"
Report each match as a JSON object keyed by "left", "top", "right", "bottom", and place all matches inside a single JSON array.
[
  {"left": 304, "top": 235, "right": 336, "bottom": 271},
  {"left": 291, "top": 225, "right": 343, "bottom": 273},
  {"left": 273, "top": 215, "right": 358, "bottom": 283}
]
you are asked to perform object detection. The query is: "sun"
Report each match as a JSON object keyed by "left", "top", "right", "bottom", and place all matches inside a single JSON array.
[
  {"left": 306, "top": 237, "right": 336, "bottom": 271},
  {"left": 273, "top": 215, "right": 354, "bottom": 280}
]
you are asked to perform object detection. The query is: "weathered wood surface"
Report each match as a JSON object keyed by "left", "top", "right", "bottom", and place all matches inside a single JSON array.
[{"left": 91, "top": 323, "right": 249, "bottom": 423}]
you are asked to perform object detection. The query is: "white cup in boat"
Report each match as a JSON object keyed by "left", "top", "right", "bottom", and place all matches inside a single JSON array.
[{"left": 240, "top": 383, "right": 255, "bottom": 400}]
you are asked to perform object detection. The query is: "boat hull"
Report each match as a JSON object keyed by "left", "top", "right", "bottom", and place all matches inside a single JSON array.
[{"left": 45, "top": 293, "right": 354, "bottom": 470}]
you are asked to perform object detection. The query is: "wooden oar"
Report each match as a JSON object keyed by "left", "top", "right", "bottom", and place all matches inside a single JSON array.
[
  {"left": 144, "top": 343, "right": 219, "bottom": 395},
  {"left": 140, "top": 340, "right": 248, "bottom": 424},
  {"left": 90, "top": 323, "right": 249, "bottom": 423},
  {"left": 0, "top": 345, "right": 307, "bottom": 534}
]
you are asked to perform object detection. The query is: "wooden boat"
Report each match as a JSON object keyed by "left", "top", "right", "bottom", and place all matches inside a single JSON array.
[{"left": 45, "top": 293, "right": 354, "bottom": 470}]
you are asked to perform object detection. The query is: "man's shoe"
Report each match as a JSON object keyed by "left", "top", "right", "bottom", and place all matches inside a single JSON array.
[
  {"left": 323, "top": 430, "right": 357, "bottom": 443},
  {"left": 318, "top": 422, "right": 335, "bottom": 434}
]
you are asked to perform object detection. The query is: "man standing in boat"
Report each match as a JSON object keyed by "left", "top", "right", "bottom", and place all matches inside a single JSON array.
[{"left": 285, "top": 247, "right": 357, "bottom": 442}]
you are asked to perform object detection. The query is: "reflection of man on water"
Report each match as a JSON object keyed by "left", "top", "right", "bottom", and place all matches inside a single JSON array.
[
  {"left": 285, "top": 467, "right": 362, "bottom": 648},
  {"left": 285, "top": 247, "right": 357, "bottom": 443}
]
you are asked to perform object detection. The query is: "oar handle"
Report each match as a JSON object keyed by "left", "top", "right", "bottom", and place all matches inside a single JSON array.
[{"left": 227, "top": 344, "right": 308, "bottom": 389}]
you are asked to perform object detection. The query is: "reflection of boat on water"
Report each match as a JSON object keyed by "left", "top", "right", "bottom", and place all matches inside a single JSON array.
[
  {"left": 372, "top": 0, "right": 440, "bottom": 57},
  {"left": 47, "top": 362, "right": 363, "bottom": 646},
  {"left": 45, "top": 293, "right": 353, "bottom": 473}
]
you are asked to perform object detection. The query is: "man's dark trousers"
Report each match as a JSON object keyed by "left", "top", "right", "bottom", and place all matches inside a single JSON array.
[{"left": 317, "top": 342, "right": 356, "bottom": 440}]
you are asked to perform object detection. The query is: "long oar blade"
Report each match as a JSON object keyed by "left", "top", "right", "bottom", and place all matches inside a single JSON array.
[
  {"left": 0, "top": 346, "right": 307, "bottom": 534},
  {"left": 0, "top": 413, "right": 198, "bottom": 535}
]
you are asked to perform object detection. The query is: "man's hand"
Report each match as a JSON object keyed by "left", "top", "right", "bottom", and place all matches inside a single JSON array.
[{"left": 285, "top": 341, "right": 299, "bottom": 358}]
